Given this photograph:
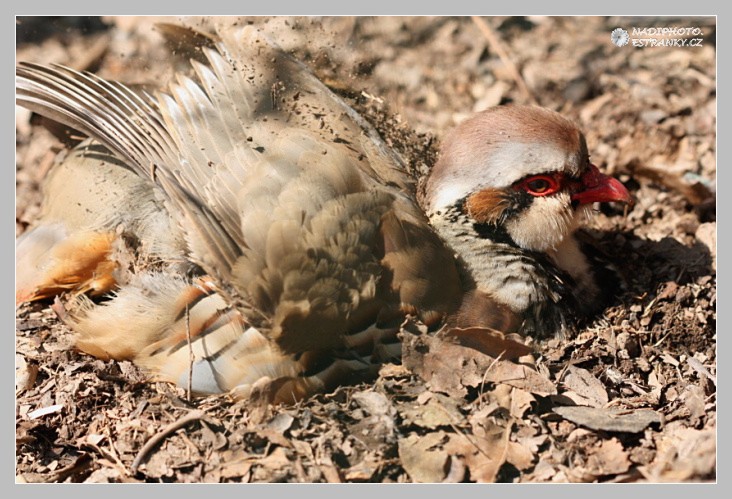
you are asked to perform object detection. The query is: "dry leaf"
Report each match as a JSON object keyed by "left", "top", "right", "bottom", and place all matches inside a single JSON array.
[
  {"left": 267, "top": 412, "right": 294, "bottom": 434},
  {"left": 352, "top": 390, "right": 393, "bottom": 416},
  {"left": 350, "top": 391, "right": 396, "bottom": 447},
  {"left": 686, "top": 356, "right": 716, "bottom": 385},
  {"left": 15, "top": 354, "right": 38, "bottom": 393},
  {"left": 441, "top": 327, "right": 532, "bottom": 360},
  {"left": 399, "top": 394, "right": 462, "bottom": 429},
  {"left": 516, "top": 434, "right": 547, "bottom": 455},
  {"left": 554, "top": 406, "right": 662, "bottom": 433},
  {"left": 561, "top": 366, "right": 609, "bottom": 407},
  {"left": 646, "top": 423, "right": 716, "bottom": 481},
  {"left": 378, "top": 363, "right": 411, "bottom": 378},
  {"left": 695, "top": 222, "right": 716, "bottom": 271},
  {"left": 402, "top": 331, "right": 553, "bottom": 398},
  {"left": 506, "top": 441, "right": 535, "bottom": 471},
  {"left": 349, "top": 414, "right": 396, "bottom": 448},
  {"left": 443, "top": 423, "right": 511, "bottom": 483},
  {"left": 344, "top": 459, "right": 378, "bottom": 481},
  {"left": 679, "top": 385, "right": 706, "bottom": 427},
  {"left": 84, "top": 467, "right": 125, "bottom": 483},
  {"left": 486, "top": 361, "right": 557, "bottom": 396},
  {"left": 398, "top": 432, "right": 450, "bottom": 483},
  {"left": 252, "top": 428, "right": 292, "bottom": 448},
  {"left": 401, "top": 331, "right": 495, "bottom": 396},
  {"left": 509, "top": 388, "right": 535, "bottom": 419},
  {"left": 585, "top": 438, "right": 631, "bottom": 476},
  {"left": 258, "top": 446, "right": 292, "bottom": 471},
  {"left": 216, "top": 449, "right": 253, "bottom": 479},
  {"left": 528, "top": 460, "right": 558, "bottom": 482},
  {"left": 200, "top": 422, "right": 228, "bottom": 451}
]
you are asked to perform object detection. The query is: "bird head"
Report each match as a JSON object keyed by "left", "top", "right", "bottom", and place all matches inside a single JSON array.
[{"left": 424, "top": 105, "right": 632, "bottom": 253}]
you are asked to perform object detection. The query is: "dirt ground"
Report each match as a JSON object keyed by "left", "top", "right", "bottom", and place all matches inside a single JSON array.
[{"left": 15, "top": 16, "right": 716, "bottom": 483}]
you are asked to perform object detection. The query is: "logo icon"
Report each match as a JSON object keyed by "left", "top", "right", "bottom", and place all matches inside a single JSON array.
[{"left": 611, "top": 28, "right": 630, "bottom": 47}]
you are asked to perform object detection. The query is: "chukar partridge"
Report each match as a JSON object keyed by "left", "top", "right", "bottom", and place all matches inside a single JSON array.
[{"left": 16, "top": 25, "right": 632, "bottom": 403}]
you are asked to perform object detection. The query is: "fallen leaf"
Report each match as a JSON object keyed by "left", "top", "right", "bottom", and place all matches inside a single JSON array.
[
  {"left": 645, "top": 423, "right": 716, "bottom": 481},
  {"left": 506, "top": 441, "right": 535, "bottom": 471},
  {"left": 516, "top": 434, "right": 547, "bottom": 455},
  {"left": 403, "top": 327, "right": 556, "bottom": 398},
  {"left": 349, "top": 414, "right": 396, "bottom": 448},
  {"left": 486, "top": 361, "right": 557, "bottom": 396},
  {"left": 85, "top": 434, "right": 105, "bottom": 446},
  {"left": 401, "top": 331, "right": 494, "bottom": 397},
  {"left": 216, "top": 449, "right": 253, "bottom": 479},
  {"left": 441, "top": 327, "right": 532, "bottom": 360},
  {"left": 554, "top": 406, "right": 662, "bottom": 433},
  {"left": 509, "top": 389, "right": 535, "bottom": 419},
  {"left": 83, "top": 467, "right": 125, "bottom": 483},
  {"left": 585, "top": 438, "right": 631, "bottom": 476},
  {"left": 258, "top": 446, "right": 292, "bottom": 471},
  {"left": 352, "top": 390, "right": 393, "bottom": 416},
  {"left": 679, "top": 385, "right": 706, "bottom": 427},
  {"left": 528, "top": 460, "right": 558, "bottom": 482},
  {"left": 687, "top": 356, "right": 716, "bottom": 385},
  {"left": 561, "top": 366, "right": 609, "bottom": 408},
  {"left": 344, "top": 459, "right": 378, "bottom": 481},
  {"left": 378, "top": 363, "right": 411, "bottom": 378},
  {"left": 443, "top": 422, "right": 511, "bottom": 483},
  {"left": 15, "top": 354, "right": 38, "bottom": 393},
  {"left": 398, "top": 432, "right": 450, "bottom": 483},
  {"left": 200, "top": 422, "right": 228, "bottom": 451},
  {"left": 266, "top": 412, "right": 294, "bottom": 434},
  {"left": 350, "top": 391, "right": 397, "bottom": 447},
  {"left": 251, "top": 428, "right": 292, "bottom": 448},
  {"left": 399, "top": 394, "right": 462, "bottom": 430}
]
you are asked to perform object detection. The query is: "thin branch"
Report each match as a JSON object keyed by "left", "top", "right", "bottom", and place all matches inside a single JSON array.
[
  {"left": 186, "top": 303, "right": 193, "bottom": 402},
  {"left": 131, "top": 409, "right": 206, "bottom": 474},
  {"left": 471, "top": 16, "right": 538, "bottom": 106}
]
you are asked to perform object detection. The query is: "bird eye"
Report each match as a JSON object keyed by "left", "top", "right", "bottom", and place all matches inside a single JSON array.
[
  {"left": 527, "top": 178, "right": 550, "bottom": 192},
  {"left": 518, "top": 174, "right": 561, "bottom": 197}
]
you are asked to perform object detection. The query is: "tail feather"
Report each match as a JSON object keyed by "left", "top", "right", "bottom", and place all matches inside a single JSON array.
[
  {"left": 65, "top": 273, "right": 307, "bottom": 397},
  {"left": 64, "top": 271, "right": 401, "bottom": 401},
  {"left": 16, "top": 226, "right": 117, "bottom": 304}
]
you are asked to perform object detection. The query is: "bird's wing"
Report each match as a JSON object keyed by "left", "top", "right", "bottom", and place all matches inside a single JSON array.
[
  {"left": 17, "top": 24, "right": 463, "bottom": 397},
  {"left": 16, "top": 26, "right": 417, "bottom": 281}
]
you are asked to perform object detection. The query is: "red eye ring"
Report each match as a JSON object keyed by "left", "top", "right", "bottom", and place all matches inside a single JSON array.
[{"left": 516, "top": 174, "right": 562, "bottom": 197}]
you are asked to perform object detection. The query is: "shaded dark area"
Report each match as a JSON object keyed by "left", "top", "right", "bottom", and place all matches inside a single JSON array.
[{"left": 16, "top": 16, "right": 109, "bottom": 45}]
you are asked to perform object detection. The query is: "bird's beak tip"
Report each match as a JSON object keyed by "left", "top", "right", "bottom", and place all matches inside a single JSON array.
[{"left": 571, "top": 165, "right": 633, "bottom": 206}]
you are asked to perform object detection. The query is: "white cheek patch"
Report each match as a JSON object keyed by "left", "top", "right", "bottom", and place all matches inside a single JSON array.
[
  {"left": 505, "top": 193, "right": 580, "bottom": 252},
  {"left": 428, "top": 182, "right": 473, "bottom": 213}
]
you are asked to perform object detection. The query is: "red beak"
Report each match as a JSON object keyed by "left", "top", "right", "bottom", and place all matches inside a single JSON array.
[{"left": 571, "top": 164, "right": 633, "bottom": 206}]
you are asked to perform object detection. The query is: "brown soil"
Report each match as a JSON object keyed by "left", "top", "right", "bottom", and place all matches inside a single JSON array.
[{"left": 15, "top": 16, "right": 716, "bottom": 483}]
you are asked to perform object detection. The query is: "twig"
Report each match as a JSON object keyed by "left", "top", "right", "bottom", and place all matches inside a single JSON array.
[
  {"left": 555, "top": 358, "right": 578, "bottom": 385},
  {"left": 478, "top": 352, "right": 503, "bottom": 409},
  {"left": 186, "top": 303, "right": 193, "bottom": 402},
  {"left": 435, "top": 400, "right": 512, "bottom": 463},
  {"left": 471, "top": 16, "right": 538, "bottom": 106},
  {"left": 130, "top": 409, "right": 206, "bottom": 474}
]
